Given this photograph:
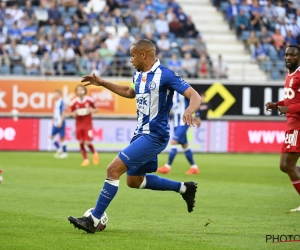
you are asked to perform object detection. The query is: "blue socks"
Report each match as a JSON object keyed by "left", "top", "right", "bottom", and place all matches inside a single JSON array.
[
  {"left": 92, "top": 178, "right": 119, "bottom": 220},
  {"left": 53, "top": 140, "right": 59, "bottom": 149},
  {"left": 184, "top": 148, "right": 195, "bottom": 165},
  {"left": 167, "top": 147, "right": 177, "bottom": 166},
  {"left": 62, "top": 141, "right": 67, "bottom": 153},
  {"left": 142, "top": 174, "right": 181, "bottom": 192}
]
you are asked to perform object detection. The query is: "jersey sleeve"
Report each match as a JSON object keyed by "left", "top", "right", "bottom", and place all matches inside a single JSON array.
[
  {"left": 60, "top": 101, "right": 66, "bottom": 113},
  {"left": 166, "top": 70, "right": 190, "bottom": 95},
  {"left": 70, "top": 100, "right": 76, "bottom": 112}
]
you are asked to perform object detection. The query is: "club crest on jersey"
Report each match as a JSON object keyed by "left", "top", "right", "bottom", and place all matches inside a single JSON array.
[
  {"left": 289, "top": 78, "right": 294, "bottom": 87},
  {"left": 149, "top": 81, "right": 156, "bottom": 90}
]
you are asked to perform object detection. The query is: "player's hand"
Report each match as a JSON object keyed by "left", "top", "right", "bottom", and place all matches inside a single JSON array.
[
  {"left": 195, "top": 117, "right": 201, "bottom": 128},
  {"left": 183, "top": 110, "right": 195, "bottom": 127},
  {"left": 57, "top": 122, "right": 62, "bottom": 128},
  {"left": 81, "top": 73, "right": 102, "bottom": 87},
  {"left": 278, "top": 106, "right": 289, "bottom": 115},
  {"left": 265, "top": 102, "right": 278, "bottom": 112}
]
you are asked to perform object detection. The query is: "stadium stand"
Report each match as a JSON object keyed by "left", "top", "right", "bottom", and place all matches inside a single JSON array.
[
  {"left": 216, "top": 0, "right": 300, "bottom": 80},
  {"left": 0, "top": 0, "right": 215, "bottom": 78}
]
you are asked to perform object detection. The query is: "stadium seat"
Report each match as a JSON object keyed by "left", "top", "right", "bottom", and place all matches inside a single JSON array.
[
  {"left": 12, "top": 65, "right": 25, "bottom": 75},
  {"left": 117, "top": 26, "right": 129, "bottom": 37},
  {"left": 64, "top": 64, "right": 77, "bottom": 75},
  {"left": 130, "top": 27, "right": 140, "bottom": 36},
  {"left": 57, "top": 26, "right": 65, "bottom": 35},
  {"left": 0, "top": 65, "right": 10, "bottom": 75},
  {"left": 68, "top": 7, "right": 77, "bottom": 16},
  {"left": 262, "top": 61, "right": 272, "bottom": 72},
  {"left": 81, "top": 25, "right": 91, "bottom": 35},
  {"left": 241, "top": 31, "right": 250, "bottom": 41},
  {"left": 57, "top": 6, "right": 66, "bottom": 15},
  {"left": 270, "top": 70, "right": 281, "bottom": 80},
  {"left": 269, "top": 51, "right": 278, "bottom": 61},
  {"left": 105, "top": 26, "right": 117, "bottom": 36},
  {"left": 220, "top": 2, "right": 229, "bottom": 13},
  {"left": 275, "top": 60, "right": 286, "bottom": 72}
]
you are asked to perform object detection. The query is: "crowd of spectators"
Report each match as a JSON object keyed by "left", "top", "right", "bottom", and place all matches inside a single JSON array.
[
  {"left": 215, "top": 0, "right": 300, "bottom": 79},
  {"left": 0, "top": 0, "right": 215, "bottom": 78}
]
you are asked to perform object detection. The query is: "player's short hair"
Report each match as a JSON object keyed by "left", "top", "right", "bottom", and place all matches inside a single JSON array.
[
  {"left": 286, "top": 44, "right": 300, "bottom": 53},
  {"left": 54, "top": 89, "right": 62, "bottom": 95},
  {"left": 75, "top": 84, "right": 87, "bottom": 95},
  {"left": 131, "top": 39, "right": 156, "bottom": 53}
]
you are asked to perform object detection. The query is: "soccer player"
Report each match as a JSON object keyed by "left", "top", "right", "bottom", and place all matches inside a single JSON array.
[
  {"left": 70, "top": 85, "right": 99, "bottom": 167},
  {"left": 157, "top": 91, "right": 200, "bottom": 175},
  {"left": 68, "top": 39, "right": 201, "bottom": 233},
  {"left": 265, "top": 45, "right": 300, "bottom": 212},
  {"left": 50, "top": 89, "right": 68, "bottom": 158}
]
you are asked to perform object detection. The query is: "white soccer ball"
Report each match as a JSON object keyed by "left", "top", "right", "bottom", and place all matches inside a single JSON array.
[
  {"left": 0, "top": 176, "right": 3, "bottom": 183},
  {"left": 83, "top": 208, "right": 108, "bottom": 232}
]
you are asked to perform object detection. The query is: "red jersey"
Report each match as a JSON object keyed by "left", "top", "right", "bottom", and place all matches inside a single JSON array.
[
  {"left": 280, "top": 68, "right": 300, "bottom": 130},
  {"left": 70, "top": 96, "right": 95, "bottom": 130}
]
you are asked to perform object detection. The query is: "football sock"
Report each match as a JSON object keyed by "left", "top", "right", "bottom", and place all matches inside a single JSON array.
[
  {"left": 167, "top": 146, "right": 178, "bottom": 166},
  {"left": 52, "top": 139, "right": 60, "bottom": 149},
  {"left": 79, "top": 143, "right": 87, "bottom": 160},
  {"left": 140, "top": 174, "right": 182, "bottom": 193},
  {"left": 62, "top": 141, "right": 67, "bottom": 153},
  {"left": 87, "top": 143, "right": 96, "bottom": 154},
  {"left": 92, "top": 178, "right": 119, "bottom": 226},
  {"left": 292, "top": 180, "right": 300, "bottom": 195},
  {"left": 184, "top": 148, "right": 195, "bottom": 166}
]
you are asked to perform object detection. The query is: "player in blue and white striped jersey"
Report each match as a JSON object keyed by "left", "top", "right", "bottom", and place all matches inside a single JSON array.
[
  {"left": 68, "top": 39, "right": 201, "bottom": 233},
  {"left": 50, "top": 89, "right": 68, "bottom": 159},
  {"left": 158, "top": 91, "right": 200, "bottom": 175}
]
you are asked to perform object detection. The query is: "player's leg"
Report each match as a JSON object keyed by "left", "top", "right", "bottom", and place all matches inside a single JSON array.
[
  {"left": 58, "top": 125, "right": 68, "bottom": 158},
  {"left": 84, "top": 129, "right": 99, "bottom": 165},
  {"left": 77, "top": 129, "right": 89, "bottom": 166},
  {"left": 280, "top": 153, "right": 300, "bottom": 211},
  {"left": 68, "top": 156, "right": 127, "bottom": 233},
  {"left": 157, "top": 139, "right": 178, "bottom": 174},
  {"left": 183, "top": 143, "right": 199, "bottom": 175},
  {"left": 50, "top": 127, "right": 61, "bottom": 158}
]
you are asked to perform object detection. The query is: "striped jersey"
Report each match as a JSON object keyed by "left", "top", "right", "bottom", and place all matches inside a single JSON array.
[
  {"left": 53, "top": 98, "right": 66, "bottom": 127},
  {"left": 131, "top": 60, "right": 190, "bottom": 139},
  {"left": 172, "top": 91, "right": 190, "bottom": 127}
]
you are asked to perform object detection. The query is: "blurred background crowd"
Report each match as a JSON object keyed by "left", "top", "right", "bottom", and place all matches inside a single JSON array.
[{"left": 0, "top": 0, "right": 215, "bottom": 78}]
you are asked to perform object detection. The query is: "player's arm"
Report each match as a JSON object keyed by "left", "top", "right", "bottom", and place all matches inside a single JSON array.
[
  {"left": 81, "top": 73, "right": 136, "bottom": 99},
  {"left": 265, "top": 100, "right": 284, "bottom": 111},
  {"left": 195, "top": 109, "right": 201, "bottom": 128},
  {"left": 182, "top": 87, "right": 202, "bottom": 127}
]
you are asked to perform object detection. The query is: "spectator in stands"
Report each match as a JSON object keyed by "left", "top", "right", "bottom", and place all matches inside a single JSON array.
[
  {"left": 145, "top": 0, "right": 154, "bottom": 12},
  {"left": 40, "top": 51, "right": 55, "bottom": 75},
  {"left": 144, "top": 33, "right": 157, "bottom": 49},
  {"left": 25, "top": 51, "right": 40, "bottom": 75},
  {"left": 263, "top": 0, "right": 276, "bottom": 23},
  {"left": 89, "top": 51, "right": 107, "bottom": 76},
  {"left": 107, "top": 0, "right": 120, "bottom": 13},
  {"left": 50, "top": 46, "right": 63, "bottom": 75},
  {"left": 272, "top": 28, "right": 285, "bottom": 54},
  {"left": 111, "top": 8, "right": 124, "bottom": 26},
  {"left": 155, "top": 13, "right": 170, "bottom": 35},
  {"left": 250, "top": 10, "right": 263, "bottom": 31},
  {"left": 8, "top": 22, "right": 22, "bottom": 42},
  {"left": 198, "top": 53, "right": 209, "bottom": 78},
  {"left": 73, "top": 4, "right": 88, "bottom": 26},
  {"left": 21, "top": 20, "right": 37, "bottom": 43},
  {"left": 0, "top": 2, "right": 6, "bottom": 21},
  {"left": 260, "top": 26, "right": 272, "bottom": 44},
  {"left": 97, "top": 24, "right": 109, "bottom": 42},
  {"left": 64, "top": 25, "right": 73, "bottom": 40},
  {"left": 194, "top": 35, "right": 207, "bottom": 58},
  {"left": 157, "top": 33, "right": 171, "bottom": 57},
  {"left": 239, "top": 0, "right": 251, "bottom": 18},
  {"left": 78, "top": 54, "right": 90, "bottom": 75},
  {"left": 182, "top": 52, "right": 197, "bottom": 78},
  {"left": 227, "top": 0, "right": 238, "bottom": 29},
  {"left": 4, "top": 12, "right": 15, "bottom": 30},
  {"left": 99, "top": 41, "right": 114, "bottom": 65},
  {"left": 290, "top": 18, "right": 300, "bottom": 37},
  {"left": 184, "top": 16, "right": 199, "bottom": 38},
  {"left": 87, "top": 8, "right": 99, "bottom": 25},
  {"left": 48, "top": 2, "right": 62, "bottom": 25},
  {"left": 247, "top": 31, "right": 259, "bottom": 60},
  {"left": 285, "top": 29, "right": 297, "bottom": 44},
  {"left": 35, "top": 4, "right": 49, "bottom": 27},
  {"left": 169, "top": 14, "right": 183, "bottom": 37},
  {"left": 176, "top": 7, "right": 187, "bottom": 24},
  {"left": 135, "top": 3, "right": 149, "bottom": 27},
  {"left": 254, "top": 41, "right": 268, "bottom": 62},
  {"left": 166, "top": 7, "right": 174, "bottom": 23},
  {"left": 168, "top": 53, "right": 185, "bottom": 76},
  {"left": 286, "top": 1, "right": 297, "bottom": 21},
  {"left": 122, "top": 9, "right": 137, "bottom": 28},
  {"left": 168, "top": 0, "right": 180, "bottom": 13},
  {"left": 105, "top": 33, "right": 119, "bottom": 54},
  {"left": 99, "top": 6, "right": 112, "bottom": 25},
  {"left": 141, "top": 16, "right": 155, "bottom": 35},
  {"left": 276, "top": 18, "right": 289, "bottom": 37},
  {"left": 180, "top": 37, "right": 194, "bottom": 57},
  {"left": 116, "top": 32, "right": 131, "bottom": 57},
  {"left": 6, "top": 4, "right": 24, "bottom": 23},
  {"left": 213, "top": 55, "right": 228, "bottom": 78},
  {"left": 235, "top": 9, "right": 249, "bottom": 36},
  {"left": 250, "top": 0, "right": 263, "bottom": 15},
  {"left": 7, "top": 40, "right": 22, "bottom": 65},
  {"left": 154, "top": 0, "right": 168, "bottom": 14},
  {"left": 59, "top": 44, "right": 76, "bottom": 67},
  {"left": 129, "top": 0, "right": 140, "bottom": 12},
  {"left": 36, "top": 43, "right": 48, "bottom": 56},
  {"left": 72, "top": 22, "right": 83, "bottom": 38},
  {"left": 24, "top": 1, "right": 34, "bottom": 20},
  {"left": 274, "top": 1, "right": 286, "bottom": 20},
  {"left": 297, "top": 9, "right": 300, "bottom": 27},
  {"left": 69, "top": 32, "right": 81, "bottom": 50},
  {"left": 0, "top": 43, "right": 10, "bottom": 67},
  {"left": 85, "top": 0, "right": 106, "bottom": 14},
  {"left": 0, "top": 20, "right": 7, "bottom": 43}
]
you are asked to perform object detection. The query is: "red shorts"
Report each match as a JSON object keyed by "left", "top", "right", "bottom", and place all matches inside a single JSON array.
[
  {"left": 281, "top": 130, "right": 300, "bottom": 153},
  {"left": 76, "top": 128, "right": 93, "bottom": 141}
]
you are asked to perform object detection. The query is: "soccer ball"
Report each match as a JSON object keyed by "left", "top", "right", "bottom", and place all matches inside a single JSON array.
[{"left": 83, "top": 208, "right": 108, "bottom": 232}]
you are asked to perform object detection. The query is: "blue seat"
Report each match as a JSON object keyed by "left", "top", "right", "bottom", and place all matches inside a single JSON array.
[
  {"left": 241, "top": 31, "right": 250, "bottom": 41},
  {"left": 68, "top": 7, "right": 77, "bottom": 16},
  {"left": 221, "top": 2, "right": 229, "bottom": 12},
  {"left": 12, "top": 65, "right": 25, "bottom": 75},
  {"left": 270, "top": 70, "right": 281, "bottom": 80},
  {"left": 130, "top": 27, "right": 140, "bottom": 36},
  {"left": 275, "top": 60, "right": 286, "bottom": 71},
  {"left": 81, "top": 25, "right": 91, "bottom": 35},
  {"left": 44, "top": 25, "right": 51, "bottom": 35},
  {"left": 269, "top": 51, "right": 278, "bottom": 60},
  {"left": 64, "top": 64, "right": 77, "bottom": 74},
  {"left": 0, "top": 65, "right": 10, "bottom": 75},
  {"left": 57, "top": 25, "right": 65, "bottom": 35},
  {"left": 175, "top": 38, "right": 184, "bottom": 47},
  {"left": 57, "top": 6, "right": 66, "bottom": 15},
  {"left": 262, "top": 61, "right": 272, "bottom": 72}
]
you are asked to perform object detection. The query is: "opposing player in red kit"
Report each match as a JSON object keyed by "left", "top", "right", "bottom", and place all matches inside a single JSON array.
[
  {"left": 265, "top": 45, "right": 300, "bottom": 212},
  {"left": 70, "top": 84, "right": 99, "bottom": 167}
]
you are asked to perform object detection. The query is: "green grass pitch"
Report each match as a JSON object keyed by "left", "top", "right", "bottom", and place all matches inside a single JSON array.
[{"left": 0, "top": 152, "right": 299, "bottom": 250}]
